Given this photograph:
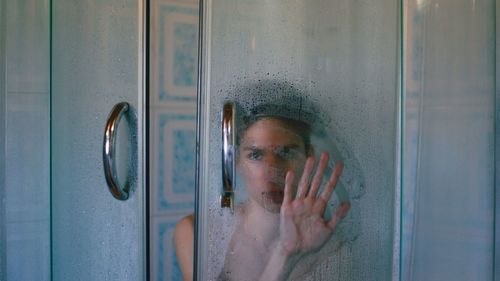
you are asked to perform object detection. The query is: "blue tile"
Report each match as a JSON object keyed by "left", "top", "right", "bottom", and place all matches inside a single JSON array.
[
  {"left": 158, "top": 4, "right": 198, "bottom": 102},
  {"left": 172, "top": 129, "right": 196, "bottom": 193},
  {"left": 158, "top": 220, "right": 183, "bottom": 281},
  {"left": 173, "top": 22, "right": 197, "bottom": 87},
  {"left": 157, "top": 113, "right": 196, "bottom": 211}
]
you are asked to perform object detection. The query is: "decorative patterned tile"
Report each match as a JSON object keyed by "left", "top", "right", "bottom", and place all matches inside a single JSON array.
[
  {"left": 151, "top": 215, "right": 185, "bottom": 281},
  {"left": 152, "top": 110, "right": 196, "bottom": 214},
  {"left": 155, "top": 1, "right": 199, "bottom": 102},
  {"left": 150, "top": 2, "right": 198, "bottom": 279}
]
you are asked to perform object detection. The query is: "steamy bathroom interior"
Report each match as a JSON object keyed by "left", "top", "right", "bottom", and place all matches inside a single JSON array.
[{"left": 0, "top": 0, "right": 497, "bottom": 280}]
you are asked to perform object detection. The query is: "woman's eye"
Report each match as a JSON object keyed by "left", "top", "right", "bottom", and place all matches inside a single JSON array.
[
  {"left": 276, "top": 147, "right": 297, "bottom": 160},
  {"left": 247, "top": 150, "right": 263, "bottom": 160}
]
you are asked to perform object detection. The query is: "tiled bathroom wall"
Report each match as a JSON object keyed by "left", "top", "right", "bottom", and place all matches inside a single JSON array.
[
  {"left": 149, "top": 0, "right": 199, "bottom": 280},
  {"left": 1, "top": 0, "right": 51, "bottom": 280}
]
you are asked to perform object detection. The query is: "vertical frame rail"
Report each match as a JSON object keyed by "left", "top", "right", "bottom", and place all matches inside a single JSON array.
[
  {"left": 495, "top": 0, "right": 499, "bottom": 279},
  {"left": 0, "top": 0, "right": 6, "bottom": 278}
]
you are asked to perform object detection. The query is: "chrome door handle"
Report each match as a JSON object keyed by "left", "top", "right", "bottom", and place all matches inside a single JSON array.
[
  {"left": 103, "top": 102, "right": 131, "bottom": 200},
  {"left": 221, "top": 102, "right": 235, "bottom": 209}
]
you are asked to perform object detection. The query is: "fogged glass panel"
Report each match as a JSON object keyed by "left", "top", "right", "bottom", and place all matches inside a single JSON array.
[
  {"left": 51, "top": 0, "right": 145, "bottom": 280},
  {"left": 2, "top": 0, "right": 50, "bottom": 280},
  {"left": 198, "top": 0, "right": 399, "bottom": 280},
  {"left": 402, "top": 0, "right": 495, "bottom": 280}
]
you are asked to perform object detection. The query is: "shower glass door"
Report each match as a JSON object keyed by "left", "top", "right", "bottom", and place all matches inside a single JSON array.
[
  {"left": 50, "top": 0, "right": 146, "bottom": 280},
  {"left": 402, "top": 0, "right": 496, "bottom": 280},
  {"left": 196, "top": 0, "right": 399, "bottom": 280}
]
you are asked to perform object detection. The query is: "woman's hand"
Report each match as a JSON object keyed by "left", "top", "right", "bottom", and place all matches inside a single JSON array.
[
  {"left": 258, "top": 152, "right": 350, "bottom": 281},
  {"left": 278, "top": 152, "right": 350, "bottom": 258}
]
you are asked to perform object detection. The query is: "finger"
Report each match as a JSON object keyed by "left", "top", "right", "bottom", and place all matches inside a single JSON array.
[
  {"left": 307, "top": 152, "right": 329, "bottom": 198},
  {"left": 319, "top": 161, "right": 344, "bottom": 202},
  {"left": 283, "top": 170, "right": 295, "bottom": 204},
  {"left": 296, "top": 156, "right": 315, "bottom": 199},
  {"left": 327, "top": 201, "right": 351, "bottom": 230}
]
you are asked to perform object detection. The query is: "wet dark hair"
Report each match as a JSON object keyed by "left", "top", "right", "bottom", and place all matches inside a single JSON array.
[
  {"left": 237, "top": 107, "right": 313, "bottom": 153},
  {"left": 229, "top": 79, "right": 322, "bottom": 153}
]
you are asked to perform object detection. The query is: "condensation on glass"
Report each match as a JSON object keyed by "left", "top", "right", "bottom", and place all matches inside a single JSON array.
[
  {"left": 197, "top": 0, "right": 399, "bottom": 280},
  {"left": 51, "top": 0, "right": 145, "bottom": 280}
]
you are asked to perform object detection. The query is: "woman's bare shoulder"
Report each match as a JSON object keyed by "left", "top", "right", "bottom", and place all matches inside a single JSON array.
[
  {"left": 174, "top": 213, "right": 195, "bottom": 281},
  {"left": 174, "top": 213, "right": 195, "bottom": 244},
  {"left": 176, "top": 213, "right": 194, "bottom": 230}
]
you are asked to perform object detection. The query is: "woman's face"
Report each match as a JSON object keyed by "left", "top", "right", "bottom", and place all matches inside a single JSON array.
[{"left": 238, "top": 118, "right": 309, "bottom": 212}]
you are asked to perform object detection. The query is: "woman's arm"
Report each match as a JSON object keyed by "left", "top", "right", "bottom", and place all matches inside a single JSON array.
[
  {"left": 258, "top": 242, "right": 300, "bottom": 281},
  {"left": 174, "top": 213, "right": 195, "bottom": 281}
]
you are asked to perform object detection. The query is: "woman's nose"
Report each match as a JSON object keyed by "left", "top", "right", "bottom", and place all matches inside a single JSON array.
[
  {"left": 264, "top": 155, "right": 287, "bottom": 174},
  {"left": 265, "top": 164, "right": 286, "bottom": 185},
  {"left": 264, "top": 153, "right": 281, "bottom": 166}
]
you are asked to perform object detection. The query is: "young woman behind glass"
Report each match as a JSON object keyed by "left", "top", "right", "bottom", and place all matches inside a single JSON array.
[{"left": 174, "top": 80, "right": 351, "bottom": 281}]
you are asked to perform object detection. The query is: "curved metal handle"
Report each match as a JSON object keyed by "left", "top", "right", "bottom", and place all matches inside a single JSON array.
[
  {"left": 103, "top": 102, "right": 131, "bottom": 200},
  {"left": 221, "top": 102, "right": 235, "bottom": 209}
]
